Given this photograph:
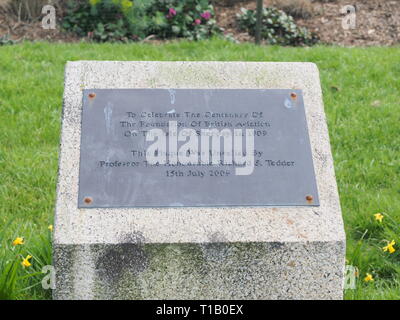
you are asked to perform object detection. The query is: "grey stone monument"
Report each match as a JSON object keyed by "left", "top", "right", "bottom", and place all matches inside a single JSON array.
[{"left": 54, "top": 61, "right": 345, "bottom": 300}]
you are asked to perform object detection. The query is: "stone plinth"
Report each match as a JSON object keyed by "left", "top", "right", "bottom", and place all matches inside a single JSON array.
[{"left": 53, "top": 61, "right": 345, "bottom": 300}]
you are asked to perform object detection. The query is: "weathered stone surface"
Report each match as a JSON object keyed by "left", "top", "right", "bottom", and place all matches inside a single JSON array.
[{"left": 54, "top": 61, "right": 346, "bottom": 300}]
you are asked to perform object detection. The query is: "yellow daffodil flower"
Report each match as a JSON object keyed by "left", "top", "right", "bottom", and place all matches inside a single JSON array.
[
  {"left": 121, "top": 0, "right": 133, "bottom": 9},
  {"left": 383, "top": 240, "right": 396, "bottom": 254},
  {"left": 12, "top": 237, "right": 24, "bottom": 246},
  {"left": 364, "top": 273, "right": 373, "bottom": 282},
  {"left": 374, "top": 213, "right": 384, "bottom": 223},
  {"left": 21, "top": 255, "right": 32, "bottom": 268},
  {"left": 48, "top": 225, "right": 53, "bottom": 232}
]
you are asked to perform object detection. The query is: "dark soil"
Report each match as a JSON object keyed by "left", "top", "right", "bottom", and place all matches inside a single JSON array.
[
  {"left": 1, "top": 0, "right": 399, "bottom": 46},
  {"left": 215, "top": 0, "right": 400, "bottom": 46},
  {"left": 293, "top": 0, "right": 400, "bottom": 46}
]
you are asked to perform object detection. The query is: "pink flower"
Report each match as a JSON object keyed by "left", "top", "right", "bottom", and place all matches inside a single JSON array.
[
  {"left": 169, "top": 8, "right": 176, "bottom": 16},
  {"left": 166, "top": 7, "right": 177, "bottom": 19},
  {"left": 194, "top": 19, "right": 201, "bottom": 25},
  {"left": 201, "top": 11, "right": 211, "bottom": 20}
]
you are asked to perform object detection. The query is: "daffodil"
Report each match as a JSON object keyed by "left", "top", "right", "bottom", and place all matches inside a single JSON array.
[
  {"left": 121, "top": 0, "right": 133, "bottom": 11},
  {"left": 12, "top": 237, "right": 24, "bottom": 246},
  {"left": 364, "top": 273, "right": 373, "bottom": 282},
  {"left": 48, "top": 225, "right": 53, "bottom": 232},
  {"left": 21, "top": 255, "right": 32, "bottom": 268},
  {"left": 374, "top": 213, "right": 384, "bottom": 223},
  {"left": 383, "top": 240, "right": 396, "bottom": 254}
]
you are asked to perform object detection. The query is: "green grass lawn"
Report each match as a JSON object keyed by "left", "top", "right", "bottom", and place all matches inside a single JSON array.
[{"left": 0, "top": 40, "right": 399, "bottom": 300}]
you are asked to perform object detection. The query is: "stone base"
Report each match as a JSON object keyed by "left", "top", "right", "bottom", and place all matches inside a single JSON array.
[
  {"left": 54, "top": 240, "right": 344, "bottom": 300},
  {"left": 54, "top": 61, "right": 346, "bottom": 300}
]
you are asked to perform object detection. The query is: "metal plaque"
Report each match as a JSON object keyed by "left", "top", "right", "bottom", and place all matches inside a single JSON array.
[{"left": 78, "top": 89, "right": 319, "bottom": 208}]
